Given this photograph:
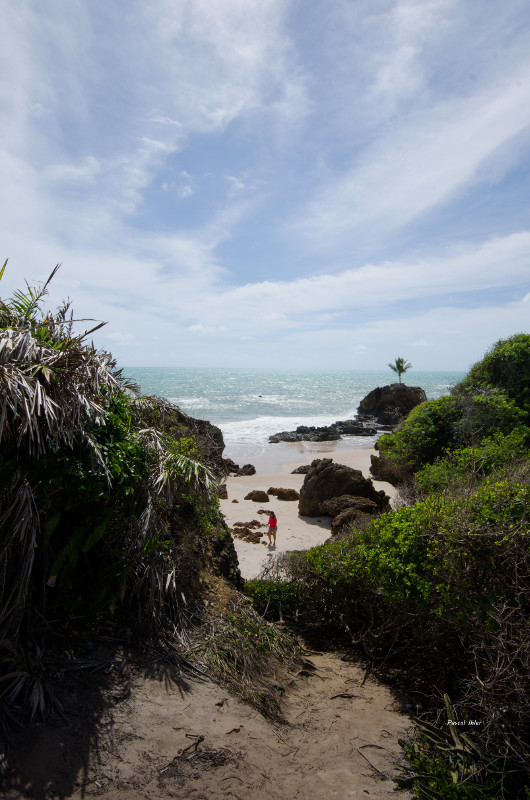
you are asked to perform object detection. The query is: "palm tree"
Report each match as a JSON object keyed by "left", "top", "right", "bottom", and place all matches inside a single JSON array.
[{"left": 388, "top": 357, "right": 412, "bottom": 383}]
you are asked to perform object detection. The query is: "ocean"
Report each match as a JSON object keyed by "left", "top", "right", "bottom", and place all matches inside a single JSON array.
[{"left": 122, "top": 368, "right": 465, "bottom": 471}]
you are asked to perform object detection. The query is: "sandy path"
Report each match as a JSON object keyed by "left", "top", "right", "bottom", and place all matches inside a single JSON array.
[
  {"left": 5, "top": 652, "right": 411, "bottom": 799},
  {"left": 4, "top": 444, "right": 412, "bottom": 799},
  {"left": 220, "top": 444, "right": 397, "bottom": 580}
]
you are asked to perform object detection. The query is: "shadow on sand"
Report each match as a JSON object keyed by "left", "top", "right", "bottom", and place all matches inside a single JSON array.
[{"left": 2, "top": 638, "right": 195, "bottom": 800}]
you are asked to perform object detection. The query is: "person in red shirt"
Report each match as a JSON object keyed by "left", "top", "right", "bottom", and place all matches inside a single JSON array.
[{"left": 266, "top": 511, "right": 277, "bottom": 547}]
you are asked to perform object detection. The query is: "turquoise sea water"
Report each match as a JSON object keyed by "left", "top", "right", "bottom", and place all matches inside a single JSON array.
[{"left": 123, "top": 368, "right": 465, "bottom": 466}]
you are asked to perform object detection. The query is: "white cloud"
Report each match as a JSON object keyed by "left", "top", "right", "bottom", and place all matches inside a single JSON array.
[
  {"left": 187, "top": 323, "right": 228, "bottom": 334},
  {"left": 177, "top": 185, "right": 194, "bottom": 199},
  {"left": 105, "top": 331, "right": 138, "bottom": 346},
  {"left": 45, "top": 156, "right": 101, "bottom": 183},
  {"left": 175, "top": 231, "right": 530, "bottom": 334},
  {"left": 293, "top": 66, "right": 530, "bottom": 249}
]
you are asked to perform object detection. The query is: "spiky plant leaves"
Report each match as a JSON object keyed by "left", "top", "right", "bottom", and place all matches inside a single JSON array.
[
  {"left": 1, "top": 264, "right": 221, "bottom": 727},
  {"left": 0, "top": 640, "right": 63, "bottom": 722}
]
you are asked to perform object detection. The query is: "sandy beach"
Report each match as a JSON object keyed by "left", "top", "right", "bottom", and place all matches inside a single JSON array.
[{"left": 220, "top": 441, "right": 397, "bottom": 580}]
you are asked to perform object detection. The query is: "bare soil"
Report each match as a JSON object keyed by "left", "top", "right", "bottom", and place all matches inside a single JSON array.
[{"left": 4, "top": 651, "right": 412, "bottom": 800}]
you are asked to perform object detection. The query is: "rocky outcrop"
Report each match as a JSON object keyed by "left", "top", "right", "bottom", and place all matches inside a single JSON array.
[
  {"left": 298, "top": 459, "right": 390, "bottom": 517},
  {"left": 244, "top": 490, "right": 270, "bottom": 502},
  {"left": 331, "top": 508, "right": 373, "bottom": 535},
  {"left": 269, "top": 425, "right": 340, "bottom": 443},
  {"left": 370, "top": 452, "right": 411, "bottom": 485},
  {"left": 291, "top": 465, "right": 311, "bottom": 474},
  {"left": 231, "top": 520, "right": 265, "bottom": 543},
  {"left": 223, "top": 458, "right": 256, "bottom": 476},
  {"left": 357, "top": 383, "right": 426, "bottom": 425},
  {"left": 135, "top": 397, "right": 226, "bottom": 477},
  {"left": 181, "top": 413, "right": 226, "bottom": 473},
  {"left": 269, "top": 419, "right": 377, "bottom": 443},
  {"left": 320, "top": 495, "right": 379, "bottom": 517},
  {"left": 268, "top": 487, "right": 300, "bottom": 501}
]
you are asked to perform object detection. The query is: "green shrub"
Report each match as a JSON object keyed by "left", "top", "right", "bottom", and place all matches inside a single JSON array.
[
  {"left": 457, "top": 333, "right": 530, "bottom": 420},
  {"left": 378, "top": 395, "right": 462, "bottom": 471},
  {"left": 415, "top": 428, "right": 530, "bottom": 495},
  {"left": 245, "top": 579, "right": 302, "bottom": 620},
  {"left": 378, "top": 390, "right": 526, "bottom": 476},
  {"left": 287, "top": 481, "right": 529, "bottom": 619},
  {"left": 193, "top": 598, "right": 299, "bottom": 718}
]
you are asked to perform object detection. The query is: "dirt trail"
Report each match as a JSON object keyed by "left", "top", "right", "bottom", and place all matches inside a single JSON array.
[{"left": 6, "top": 652, "right": 411, "bottom": 800}]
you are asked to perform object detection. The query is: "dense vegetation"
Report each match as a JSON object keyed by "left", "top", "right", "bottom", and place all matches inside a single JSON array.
[
  {"left": 0, "top": 266, "right": 295, "bottom": 777},
  {"left": 247, "top": 334, "right": 530, "bottom": 799}
]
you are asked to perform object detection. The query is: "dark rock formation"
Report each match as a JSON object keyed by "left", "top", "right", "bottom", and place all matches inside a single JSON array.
[
  {"left": 244, "top": 490, "right": 270, "bottom": 502},
  {"left": 222, "top": 458, "right": 256, "bottom": 476},
  {"left": 291, "top": 464, "right": 311, "bottom": 474},
  {"left": 332, "top": 419, "right": 377, "bottom": 435},
  {"left": 216, "top": 483, "right": 228, "bottom": 500},
  {"left": 357, "top": 383, "right": 426, "bottom": 425},
  {"left": 370, "top": 452, "right": 411, "bottom": 485},
  {"left": 239, "top": 464, "right": 257, "bottom": 475},
  {"left": 210, "top": 523, "right": 244, "bottom": 589},
  {"left": 269, "top": 425, "right": 340, "bottom": 443},
  {"left": 318, "top": 495, "right": 383, "bottom": 537},
  {"left": 331, "top": 508, "right": 373, "bottom": 534},
  {"left": 269, "top": 419, "right": 377, "bottom": 443},
  {"left": 320, "top": 495, "right": 379, "bottom": 517},
  {"left": 180, "top": 413, "right": 225, "bottom": 474},
  {"left": 233, "top": 520, "right": 263, "bottom": 529},
  {"left": 231, "top": 521, "right": 265, "bottom": 543},
  {"left": 267, "top": 487, "right": 300, "bottom": 501},
  {"left": 134, "top": 397, "right": 226, "bottom": 477},
  {"left": 223, "top": 458, "right": 238, "bottom": 473},
  {"left": 298, "top": 458, "right": 390, "bottom": 517}
]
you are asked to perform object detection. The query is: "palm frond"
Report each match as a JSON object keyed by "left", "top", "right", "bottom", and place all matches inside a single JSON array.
[
  {"left": 137, "top": 426, "right": 216, "bottom": 500},
  {"left": 0, "top": 471, "right": 38, "bottom": 643}
]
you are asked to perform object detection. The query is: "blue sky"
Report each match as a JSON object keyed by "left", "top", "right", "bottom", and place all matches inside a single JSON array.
[{"left": 1, "top": 0, "right": 529, "bottom": 370}]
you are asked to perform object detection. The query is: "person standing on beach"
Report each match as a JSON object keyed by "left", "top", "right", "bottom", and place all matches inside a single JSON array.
[{"left": 267, "top": 511, "right": 277, "bottom": 547}]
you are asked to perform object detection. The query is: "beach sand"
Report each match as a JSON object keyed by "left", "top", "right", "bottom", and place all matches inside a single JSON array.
[{"left": 220, "top": 441, "right": 397, "bottom": 580}]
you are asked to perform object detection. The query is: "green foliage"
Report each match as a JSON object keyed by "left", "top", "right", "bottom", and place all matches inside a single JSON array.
[
  {"left": 458, "top": 334, "right": 530, "bottom": 420},
  {"left": 415, "top": 428, "right": 530, "bottom": 495},
  {"left": 396, "top": 695, "right": 502, "bottom": 799},
  {"left": 245, "top": 579, "right": 302, "bottom": 619},
  {"left": 261, "top": 476, "right": 530, "bottom": 793},
  {"left": 378, "top": 390, "right": 525, "bottom": 473},
  {"left": 290, "top": 481, "right": 530, "bottom": 618},
  {"left": 0, "top": 266, "right": 229, "bottom": 729},
  {"left": 23, "top": 392, "right": 149, "bottom": 616},
  {"left": 378, "top": 396, "right": 463, "bottom": 470},
  {"left": 400, "top": 731, "right": 499, "bottom": 799}
]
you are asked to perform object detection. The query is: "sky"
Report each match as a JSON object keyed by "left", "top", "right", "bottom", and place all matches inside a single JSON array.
[{"left": 1, "top": 0, "right": 529, "bottom": 371}]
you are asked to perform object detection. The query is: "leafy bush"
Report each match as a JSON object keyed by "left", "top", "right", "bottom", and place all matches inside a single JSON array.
[
  {"left": 378, "top": 390, "right": 525, "bottom": 476},
  {"left": 245, "top": 578, "right": 302, "bottom": 620},
  {"left": 415, "top": 428, "right": 530, "bottom": 495},
  {"left": 377, "top": 395, "right": 462, "bottom": 472},
  {"left": 283, "top": 481, "right": 530, "bottom": 619},
  {"left": 457, "top": 334, "right": 530, "bottom": 420}
]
